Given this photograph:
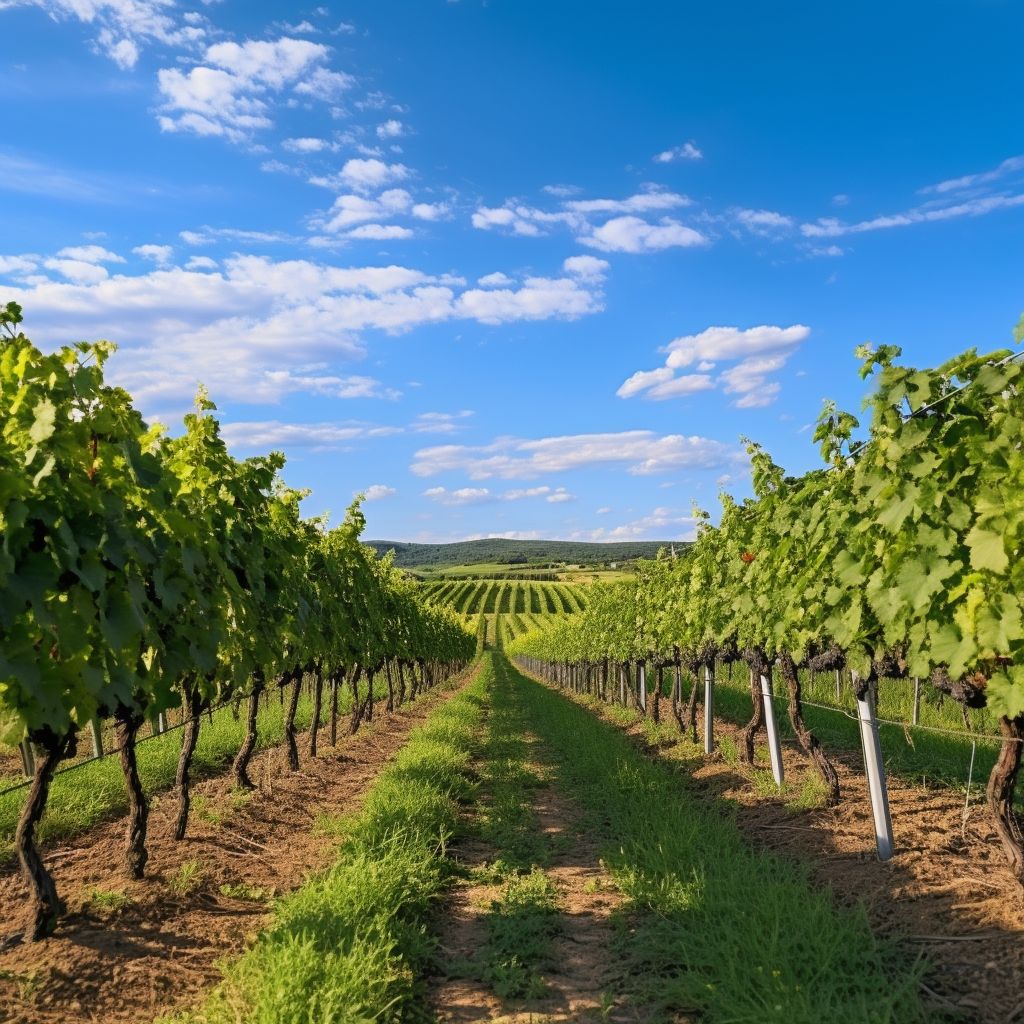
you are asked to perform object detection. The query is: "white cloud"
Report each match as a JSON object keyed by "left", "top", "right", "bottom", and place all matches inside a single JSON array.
[
  {"left": 477, "top": 272, "right": 514, "bottom": 288},
  {"left": 283, "top": 136, "right": 333, "bottom": 153},
  {"left": 576, "top": 507, "right": 699, "bottom": 542},
  {"left": 503, "top": 486, "right": 552, "bottom": 500},
  {"left": 157, "top": 37, "right": 351, "bottom": 143},
  {"left": 809, "top": 244, "right": 844, "bottom": 258},
  {"left": 616, "top": 366, "right": 674, "bottom": 399},
  {"left": 618, "top": 324, "right": 810, "bottom": 409},
  {"left": 412, "top": 410, "right": 473, "bottom": 434},
  {"left": 314, "top": 189, "right": 413, "bottom": 231},
  {"left": 562, "top": 255, "right": 609, "bottom": 282},
  {"left": 0, "top": 254, "right": 39, "bottom": 275},
  {"left": 921, "top": 154, "right": 1024, "bottom": 195},
  {"left": 14, "top": 0, "right": 207, "bottom": 68},
  {"left": 719, "top": 355, "right": 787, "bottom": 401},
  {"left": 411, "top": 201, "right": 449, "bottom": 221},
  {"left": 653, "top": 141, "right": 703, "bottom": 163},
  {"left": 133, "top": 244, "right": 173, "bottom": 265},
  {"left": 184, "top": 255, "right": 218, "bottom": 270},
  {"left": 665, "top": 324, "right": 810, "bottom": 368},
  {"left": 43, "top": 258, "right": 110, "bottom": 284},
  {"left": 376, "top": 119, "right": 403, "bottom": 139},
  {"left": 423, "top": 486, "right": 493, "bottom": 505},
  {"left": 801, "top": 192, "right": 1024, "bottom": 238},
  {"left": 7, "top": 252, "right": 603, "bottom": 408},
  {"left": 363, "top": 483, "right": 396, "bottom": 501},
  {"left": 411, "top": 430, "right": 737, "bottom": 480},
  {"left": 734, "top": 208, "right": 793, "bottom": 235},
  {"left": 645, "top": 374, "right": 715, "bottom": 400},
  {"left": 546, "top": 487, "right": 574, "bottom": 503},
  {"left": 220, "top": 420, "right": 385, "bottom": 451},
  {"left": 563, "top": 189, "right": 690, "bottom": 215},
  {"left": 346, "top": 224, "right": 414, "bottom": 240},
  {"left": 580, "top": 216, "right": 707, "bottom": 253},
  {"left": 453, "top": 275, "right": 603, "bottom": 324},
  {"left": 332, "top": 158, "right": 410, "bottom": 193},
  {"left": 55, "top": 244, "right": 124, "bottom": 264}
]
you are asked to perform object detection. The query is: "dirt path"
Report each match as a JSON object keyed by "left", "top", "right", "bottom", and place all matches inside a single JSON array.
[
  {"left": 0, "top": 678, "right": 469, "bottom": 1024},
  {"left": 432, "top": 727, "right": 646, "bottom": 1024},
  {"left": 564, "top": 692, "right": 1024, "bottom": 1024}
]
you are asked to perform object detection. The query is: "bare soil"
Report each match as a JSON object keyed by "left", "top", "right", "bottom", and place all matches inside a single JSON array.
[
  {"left": 0, "top": 680, "right": 468, "bottom": 1024},
  {"left": 603, "top": 703, "right": 1024, "bottom": 1024}
]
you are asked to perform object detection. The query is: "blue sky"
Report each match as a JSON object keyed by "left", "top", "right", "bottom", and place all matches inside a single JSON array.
[{"left": 1, "top": 0, "right": 1021, "bottom": 543}]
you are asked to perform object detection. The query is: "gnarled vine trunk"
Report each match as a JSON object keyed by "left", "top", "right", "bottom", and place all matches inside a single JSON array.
[
  {"left": 329, "top": 671, "right": 341, "bottom": 745},
  {"left": 385, "top": 660, "right": 395, "bottom": 713},
  {"left": 397, "top": 661, "right": 407, "bottom": 706},
  {"left": 233, "top": 668, "right": 265, "bottom": 790},
  {"left": 778, "top": 652, "right": 840, "bottom": 806},
  {"left": 349, "top": 665, "right": 366, "bottom": 734},
  {"left": 987, "top": 713, "right": 1024, "bottom": 883},
  {"left": 115, "top": 707, "right": 148, "bottom": 878},
  {"left": 652, "top": 665, "right": 662, "bottom": 724},
  {"left": 739, "top": 652, "right": 769, "bottom": 764},
  {"left": 16, "top": 729, "right": 75, "bottom": 940},
  {"left": 308, "top": 662, "right": 324, "bottom": 758},
  {"left": 284, "top": 668, "right": 302, "bottom": 771},
  {"left": 174, "top": 686, "right": 203, "bottom": 840}
]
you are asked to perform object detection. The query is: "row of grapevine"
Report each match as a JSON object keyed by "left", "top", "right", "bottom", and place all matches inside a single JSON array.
[
  {"left": 0, "top": 305, "right": 476, "bottom": 939},
  {"left": 423, "top": 579, "right": 587, "bottom": 616},
  {"left": 509, "top": 334, "right": 1024, "bottom": 883}
]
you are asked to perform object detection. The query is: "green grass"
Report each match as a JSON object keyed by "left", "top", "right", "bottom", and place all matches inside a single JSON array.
[
  {"left": 475, "top": 868, "right": 561, "bottom": 1000},
  {"left": 161, "top": 662, "right": 486, "bottom": 1024},
  {"left": 451, "top": 653, "right": 560, "bottom": 1002},
  {"left": 0, "top": 677, "right": 391, "bottom": 857},
  {"left": 502, "top": 654, "right": 932, "bottom": 1024}
]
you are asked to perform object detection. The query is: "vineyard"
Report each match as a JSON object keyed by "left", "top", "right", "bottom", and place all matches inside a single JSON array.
[
  {"left": 421, "top": 578, "right": 588, "bottom": 616},
  {"left": 0, "top": 304, "right": 1023, "bottom": 1024}
]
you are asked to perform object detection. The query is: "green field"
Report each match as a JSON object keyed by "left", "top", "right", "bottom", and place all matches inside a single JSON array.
[{"left": 423, "top": 577, "right": 587, "bottom": 616}]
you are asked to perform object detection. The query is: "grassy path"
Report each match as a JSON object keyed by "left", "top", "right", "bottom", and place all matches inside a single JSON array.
[
  {"left": 432, "top": 652, "right": 631, "bottom": 1023},
  {"left": 501, "top": 654, "right": 932, "bottom": 1024}
]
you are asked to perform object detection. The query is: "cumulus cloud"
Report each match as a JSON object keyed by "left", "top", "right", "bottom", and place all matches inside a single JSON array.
[
  {"left": 55, "top": 244, "right": 124, "bottom": 264},
  {"left": 363, "top": 483, "right": 396, "bottom": 500},
  {"left": 470, "top": 189, "right": 696, "bottom": 252},
  {"left": 347, "top": 224, "right": 414, "bottom": 240},
  {"left": 653, "top": 141, "right": 703, "bottom": 163},
  {"left": 219, "top": 420, "right": 395, "bottom": 451},
  {"left": 376, "top": 119, "right": 403, "bottom": 138},
  {"left": 411, "top": 430, "right": 737, "bottom": 480},
  {"left": 576, "top": 507, "right": 699, "bottom": 542},
  {"left": 331, "top": 158, "right": 410, "bottom": 193},
  {"left": 133, "top": 244, "right": 173, "bottom": 265},
  {"left": 11, "top": 0, "right": 207, "bottom": 68},
  {"left": 562, "top": 255, "right": 609, "bottom": 281},
  {"left": 283, "top": 136, "right": 335, "bottom": 153},
  {"left": 617, "top": 324, "right": 810, "bottom": 408},
  {"left": 477, "top": 272, "right": 514, "bottom": 288},
  {"left": 423, "top": 486, "right": 493, "bottom": 505},
  {"left": 157, "top": 37, "right": 352, "bottom": 143},
  {"left": 7, "top": 251, "right": 604, "bottom": 408},
  {"left": 579, "top": 216, "right": 707, "bottom": 253}
]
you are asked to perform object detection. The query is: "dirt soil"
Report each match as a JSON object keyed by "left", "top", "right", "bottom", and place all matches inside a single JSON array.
[
  {"left": 431, "top": 731, "right": 654, "bottom": 1024},
  {"left": 0, "top": 678, "right": 469, "bottom": 1024},
  {"left": 606, "top": 702, "right": 1024, "bottom": 1024}
]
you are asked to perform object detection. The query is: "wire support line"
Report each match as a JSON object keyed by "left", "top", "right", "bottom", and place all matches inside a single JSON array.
[{"left": 754, "top": 690, "right": 1021, "bottom": 744}]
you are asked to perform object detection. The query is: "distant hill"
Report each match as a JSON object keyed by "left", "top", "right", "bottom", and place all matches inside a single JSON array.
[{"left": 364, "top": 538, "right": 681, "bottom": 568}]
